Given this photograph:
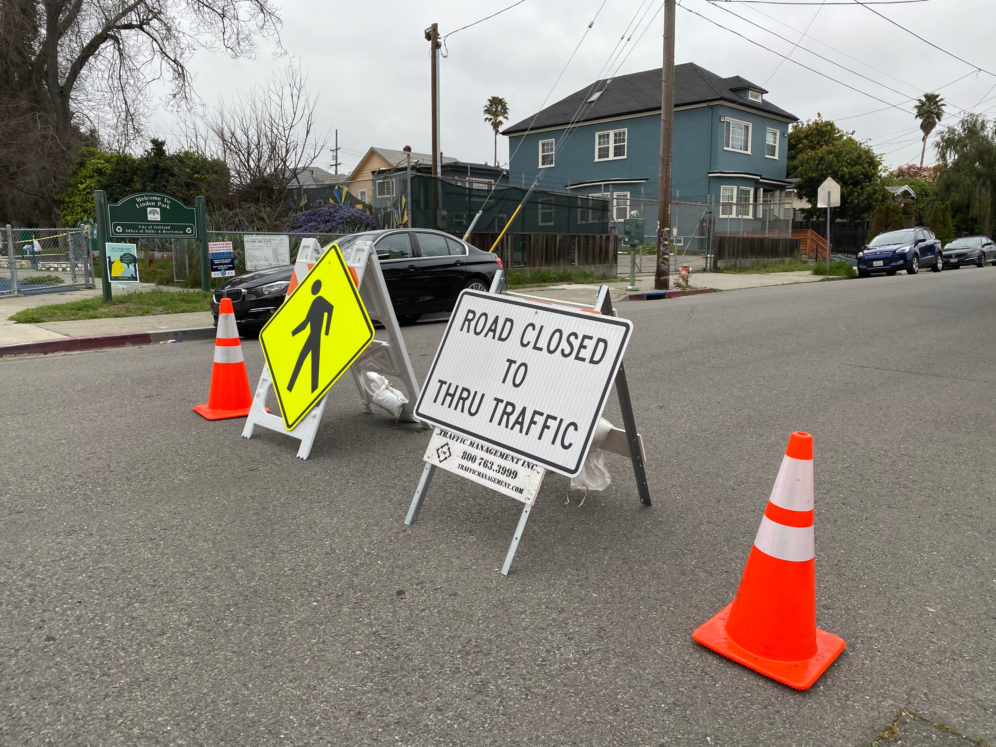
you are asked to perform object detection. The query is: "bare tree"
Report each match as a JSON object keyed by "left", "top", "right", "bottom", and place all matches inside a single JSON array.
[
  {"left": 0, "top": 0, "right": 281, "bottom": 223},
  {"left": 191, "top": 63, "right": 329, "bottom": 227}
]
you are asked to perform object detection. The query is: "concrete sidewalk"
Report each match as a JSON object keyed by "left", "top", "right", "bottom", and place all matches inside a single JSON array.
[{"left": 0, "top": 284, "right": 213, "bottom": 348}]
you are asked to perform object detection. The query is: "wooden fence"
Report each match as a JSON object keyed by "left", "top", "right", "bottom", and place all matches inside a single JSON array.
[
  {"left": 714, "top": 236, "right": 801, "bottom": 265},
  {"left": 463, "top": 232, "right": 618, "bottom": 274}
]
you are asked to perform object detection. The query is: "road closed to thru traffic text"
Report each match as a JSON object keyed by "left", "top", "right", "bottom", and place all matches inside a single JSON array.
[{"left": 414, "top": 291, "right": 633, "bottom": 476}]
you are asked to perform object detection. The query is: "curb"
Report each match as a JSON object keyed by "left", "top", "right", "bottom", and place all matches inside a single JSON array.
[
  {"left": 0, "top": 326, "right": 215, "bottom": 359},
  {"left": 623, "top": 287, "right": 716, "bottom": 301}
]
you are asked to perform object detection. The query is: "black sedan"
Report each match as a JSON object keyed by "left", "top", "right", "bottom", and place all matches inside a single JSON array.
[
  {"left": 211, "top": 229, "right": 502, "bottom": 332},
  {"left": 941, "top": 236, "right": 996, "bottom": 269}
]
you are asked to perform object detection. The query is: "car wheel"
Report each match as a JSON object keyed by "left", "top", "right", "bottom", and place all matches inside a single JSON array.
[
  {"left": 907, "top": 255, "right": 919, "bottom": 275},
  {"left": 463, "top": 278, "right": 489, "bottom": 293},
  {"left": 858, "top": 269, "right": 870, "bottom": 278},
  {"left": 396, "top": 314, "right": 421, "bottom": 326},
  {"left": 931, "top": 254, "right": 943, "bottom": 272},
  {"left": 977, "top": 254, "right": 985, "bottom": 268}
]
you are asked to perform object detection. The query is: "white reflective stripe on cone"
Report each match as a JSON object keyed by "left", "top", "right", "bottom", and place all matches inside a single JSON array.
[
  {"left": 753, "top": 515, "right": 815, "bottom": 562},
  {"left": 214, "top": 345, "right": 245, "bottom": 364},
  {"left": 217, "top": 313, "right": 239, "bottom": 340},
  {"left": 767, "top": 455, "right": 814, "bottom": 512}
]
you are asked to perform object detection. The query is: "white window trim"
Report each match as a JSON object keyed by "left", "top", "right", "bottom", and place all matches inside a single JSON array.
[
  {"left": 538, "top": 198, "right": 554, "bottom": 226},
  {"left": 538, "top": 139, "right": 555, "bottom": 168},
  {"left": 376, "top": 179, "right": 395, "bottom": 198},
  {"left": 724, "top": 118, "right": 752, "bottom": 154},
  {"left": 612, "top": 191, "right": 630, "bottom": 223},
  {"left": 594, "top": 128, "right": 628, "bottom": 162},
  {"left": 357, "top": 189, "right": 368, "bottom": 203},
  {"left": 738, "top": 187, "right": 754, "bottom": 219},
  {"left": 720, "top": 186, "right": 736, "bottom": 218},
  {"left": 765, "top": 128, "right": 779, "bottom": 160},
  {"left": 748, "top": 90, "right": 763, "bottom": 103}
]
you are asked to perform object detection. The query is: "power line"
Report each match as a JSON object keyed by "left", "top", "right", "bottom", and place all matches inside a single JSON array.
[
  {"left": 677, "top": 1, "right": 912, "bottom": 113},
  {"left": 851, "top": 0, "right": 996, "bottom": 78},
  {"left": 709, "top": 0, "right": 934, "bottom": 4},
  {"left": 762, "top": 0, "right": 825, "bottom": 85},
  {"left": 442, "top": 0, "right": 526, "bottom": 40},
  {"left": 702, "top": 0, "right": 917, "bottom": 102},
  {"left": 835, "top": 71, "right": 979, "bottom": 121}
]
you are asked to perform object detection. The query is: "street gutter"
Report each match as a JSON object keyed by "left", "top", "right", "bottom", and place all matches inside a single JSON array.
[{"left": 0, "top": 326, "right": 216, "bottom": 359}]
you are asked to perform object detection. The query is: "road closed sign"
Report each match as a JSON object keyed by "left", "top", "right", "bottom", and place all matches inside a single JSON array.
[{"left": 414, "top": 291, "right": 633, "bottom": 476}]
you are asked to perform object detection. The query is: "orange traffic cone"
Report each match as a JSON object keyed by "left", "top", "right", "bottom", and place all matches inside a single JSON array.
[
  {"left": 693, "top": 431, "right": 845, "bottom": 690},
  {"left": 193, "top": 298, "right": 253, "bottom": 420}
]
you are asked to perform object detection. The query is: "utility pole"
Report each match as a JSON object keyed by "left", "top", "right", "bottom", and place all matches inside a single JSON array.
[
  {"left": 425, "top": 23, "right": 441, "bottom": 177},
  {"left": 330, "top": 129, "right": 341, "bottom": 175},
  {"left": 654, "top": 0, "right": 676, "bottom": 291}
]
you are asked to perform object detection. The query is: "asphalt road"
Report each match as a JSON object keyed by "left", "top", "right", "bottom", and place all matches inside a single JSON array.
[{"left": 1, "top": 267, "right": 994, "bottom": 746}]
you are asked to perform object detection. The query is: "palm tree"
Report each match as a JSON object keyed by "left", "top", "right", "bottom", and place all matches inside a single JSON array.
[
  {"left": 914, "top": 92, "right": 945, "bottom": 168},
  {"left": 483, "top": 96, "right": 510, "bottom": 166}
]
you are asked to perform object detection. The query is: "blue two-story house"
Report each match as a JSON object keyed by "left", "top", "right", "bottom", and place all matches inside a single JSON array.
[{"left": 502, "top": 62, "right": 798, "bottom": 237}]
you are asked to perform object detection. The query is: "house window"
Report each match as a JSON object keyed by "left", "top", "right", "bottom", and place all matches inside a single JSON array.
[
  {"left": 724, "top": 119, "right": 751, "bottom": 153},
  {"left": 469, "top": 179, "right": 493, "bottom": 190},
  {"left": 765, "top": 128, "right": 779, "bottom": 159},
  {"left": 376, "top": 179, "right": 395, "bottom": 198},
  {"left": 613, "top": 192, "right": 630, "bottom": 223},
  {"left": 538, "top": 198, "right": 554, "bottom": 226},
  {"left": 357, "top": 189, "right": 368, "bottom": 203},
  {"left": 749, "top": 90, "right": 763, "bottom": 103},
  {"left": 539, "top": 139, "right": 555, "bottom": 168},
  {"left": 720, "top": 186, "right": 736, "bottom": 217},
  {"left": 739, "top": 187, "right": 754, "bottom": 219},
  {"left": 595, "top": 129, "right": 627, "bottom": 161}
]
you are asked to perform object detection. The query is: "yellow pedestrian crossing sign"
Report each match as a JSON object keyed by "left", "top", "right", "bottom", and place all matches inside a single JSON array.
[{"left": 259, "top": 245, "right": 374, "bottom": 429}]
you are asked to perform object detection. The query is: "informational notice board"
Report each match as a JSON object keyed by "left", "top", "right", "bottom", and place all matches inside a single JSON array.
[
  {"left": 208, "top": 241, "right": 235, "bottom": 278},
  {"left": 245, "top": 235, "right": 290, "bottom": 271},
  {"left": 414, "top": 291, "right": 633, "bottom": 477},
  {"left": 105, "top": 242, "right": 140, "bottom": 282}
]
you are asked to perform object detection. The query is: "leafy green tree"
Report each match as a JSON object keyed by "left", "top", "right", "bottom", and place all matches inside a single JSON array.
[
  {"left": 914, "top": 93, "right": 945, "bottom": 168},
  {"left": 927, "top": 201, "right": 954, "bottom": 245},
  {"left": 867, "top": 201, "right": 903, "bottom": 243},
  {"left": 56, "top": 139, "right": 230, "bottom": 225},
  {"left": 934, "top": 114, "right": 996, "bottom": 236},
  {"left": 789, "top": 116, "right": 890, "bottom": 221},
  {"left": 483, "top": 96, "right": 510, "bottom": 167}
]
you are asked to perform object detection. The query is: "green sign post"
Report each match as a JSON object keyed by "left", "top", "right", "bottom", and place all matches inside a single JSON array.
[{"left": 94, "top": 190, "right": 210, "bottom": 300}]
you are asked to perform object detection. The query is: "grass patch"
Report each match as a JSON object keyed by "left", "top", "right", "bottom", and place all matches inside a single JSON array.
[
  {"left": 9, "top": 289, "right": 212, "bottom": 324},
  {"left": 714, "top": 257, "right": 813, "bottom": 274},
  {"left": 812, "top": 259, "right": 856, "bottom": 277},
  {"left": 506, "top": 269, "right": 616, "bottom": 288},
  {"left": 20, "top": 274, "right": 65, "bottom": 285}
]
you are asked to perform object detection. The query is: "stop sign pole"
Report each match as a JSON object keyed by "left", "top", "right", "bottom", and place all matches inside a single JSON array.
[{"left": 817, "top": 177, "right": 841, "bottom": 274}]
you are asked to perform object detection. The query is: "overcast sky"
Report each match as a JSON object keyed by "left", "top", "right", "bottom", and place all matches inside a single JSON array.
[{"left": 148, "top": 0, "right": 996, "bottom": 177}]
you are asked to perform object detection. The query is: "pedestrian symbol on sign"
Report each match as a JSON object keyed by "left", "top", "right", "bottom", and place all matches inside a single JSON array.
[
  {"left": 259, "top": 245, "right": 374, "bottom": 430},
  {"left": 288, "top": 280, "right": 334, "bottom": 394}
]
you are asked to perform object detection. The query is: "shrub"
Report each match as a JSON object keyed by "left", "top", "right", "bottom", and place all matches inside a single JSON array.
[{"left": 283, "top": 203, "right": 379, "bottom": 234}]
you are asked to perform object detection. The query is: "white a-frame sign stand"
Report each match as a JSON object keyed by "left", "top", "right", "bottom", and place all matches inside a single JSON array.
[
  {"left": 242, "top": 238, "right": 423, "bottom": 459},
  {"left": 404, "top": 270, "right": 651, "bottom": 575}
]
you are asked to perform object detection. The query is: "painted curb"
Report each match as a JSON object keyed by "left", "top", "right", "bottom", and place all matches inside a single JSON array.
[
  {"left": 0, "top": 326, "right": 216, "bottom": 359},
  {"left": 623, "top": 287, "right": 716, "bottom": 302}
]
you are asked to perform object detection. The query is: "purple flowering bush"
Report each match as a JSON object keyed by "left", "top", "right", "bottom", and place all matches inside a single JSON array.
[{"left": 283, "top": 203, "right": 379, "bottom": 234}]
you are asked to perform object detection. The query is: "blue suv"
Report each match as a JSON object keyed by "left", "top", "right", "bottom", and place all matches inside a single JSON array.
[{"left": 857, "top": 227, "right": 943, "bottom": 277}]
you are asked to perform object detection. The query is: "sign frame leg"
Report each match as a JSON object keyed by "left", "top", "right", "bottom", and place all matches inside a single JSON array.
[
  {"left": 404, "top": 462, "right": 436, "bottom": 525},
  {"left": 501, "top": 502, "right": 533, "bottom": 576},
  {"left": 595, "top": 290, "right": 652, "bottom": 507}
]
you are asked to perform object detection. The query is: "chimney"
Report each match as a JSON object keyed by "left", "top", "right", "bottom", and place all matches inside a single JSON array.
[{"left": 403, "top": 145, "right": 412, "bottom": 152}]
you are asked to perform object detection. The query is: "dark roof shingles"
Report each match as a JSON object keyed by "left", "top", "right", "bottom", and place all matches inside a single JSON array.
[{"left": 503, "top": 62, "right": 796, "bottom": 134}]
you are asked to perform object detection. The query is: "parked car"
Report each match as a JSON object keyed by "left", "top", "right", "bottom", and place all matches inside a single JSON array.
[
  {"left": 941, "top": 236, "right": 996, "bottom": 269},
  {"left": 211, "top": 229, "right": 502, "bottom": 332},
  {"left": 857, "top": 227, "right": 943, "bottom": 277}
]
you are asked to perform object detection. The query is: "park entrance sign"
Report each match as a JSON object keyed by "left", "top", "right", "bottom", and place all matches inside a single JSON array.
[
  {"left": 94, "top": 189, "right": 210, "bottom": 300},
  {"left": 108, "top": 193, "right": 199, "bottom": 239}
]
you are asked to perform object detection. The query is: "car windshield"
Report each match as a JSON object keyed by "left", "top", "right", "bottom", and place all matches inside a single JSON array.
[
  {"left": 868, "top": 229, "right": 915, "bottom": 247},
  {"left": 945, "top": 238, "right": 979, "bottom": 249}
]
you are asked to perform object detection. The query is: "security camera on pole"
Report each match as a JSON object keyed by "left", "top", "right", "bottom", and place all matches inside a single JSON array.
[{"left": 817, "top": 177, "right": 840, "bottom": 274}]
